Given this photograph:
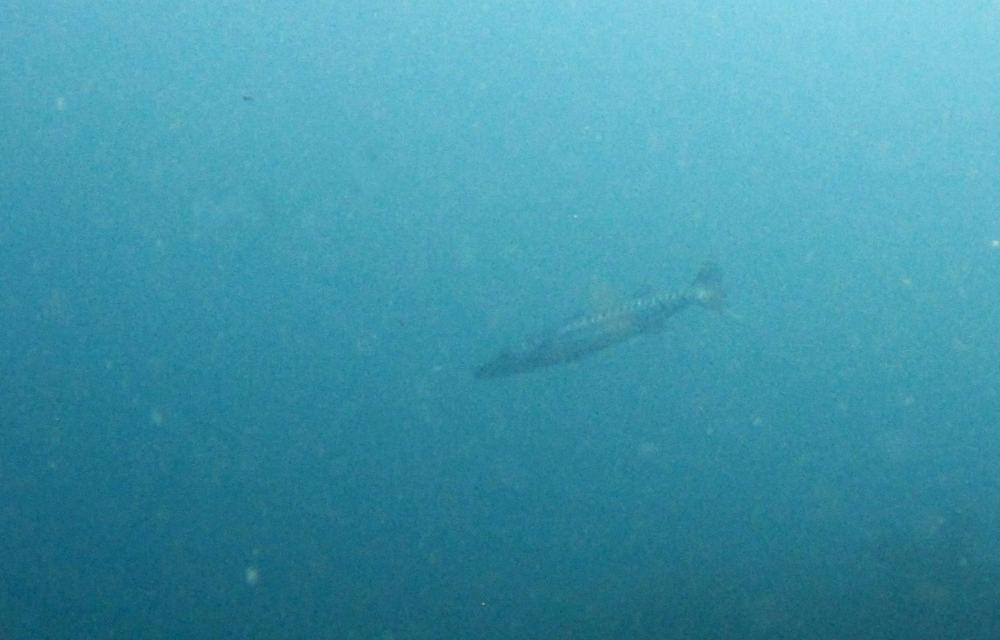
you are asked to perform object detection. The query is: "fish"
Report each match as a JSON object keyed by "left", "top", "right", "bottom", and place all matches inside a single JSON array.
[{"left": 474, "top": 261, "right": 724, "bottom": 379}]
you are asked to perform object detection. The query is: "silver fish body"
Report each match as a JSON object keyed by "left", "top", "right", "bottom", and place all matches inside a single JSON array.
[{"left": 475, "top": 262, "right": 723, "bottom": 378}]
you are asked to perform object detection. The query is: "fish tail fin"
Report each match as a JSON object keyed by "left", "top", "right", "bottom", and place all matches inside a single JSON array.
[{"left": 690, "top": 261, "right": 725, "bottom": 311}]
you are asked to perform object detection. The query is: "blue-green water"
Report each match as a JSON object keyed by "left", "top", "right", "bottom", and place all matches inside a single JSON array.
[{"left": 3, "top": 1, "right": 1000, "bottom": 637}]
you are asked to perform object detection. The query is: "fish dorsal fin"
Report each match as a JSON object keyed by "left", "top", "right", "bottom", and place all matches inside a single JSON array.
[{"left": 588, "top": 275, "right": 625, "bottom": 313}]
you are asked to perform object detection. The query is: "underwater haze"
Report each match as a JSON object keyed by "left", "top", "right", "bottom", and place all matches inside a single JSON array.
[{"left": 4, "top": 0, "right": 1000, "bottom": 637}]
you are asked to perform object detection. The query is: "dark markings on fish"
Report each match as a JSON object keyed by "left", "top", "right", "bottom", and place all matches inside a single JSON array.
[{"left": 474, "top": 261, "right": 724, "bottom": 379}]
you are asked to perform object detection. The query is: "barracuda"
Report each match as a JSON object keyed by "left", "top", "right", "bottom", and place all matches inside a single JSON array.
[{"left": 475, "top": 261, "right": 724, "bottom": 379}]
